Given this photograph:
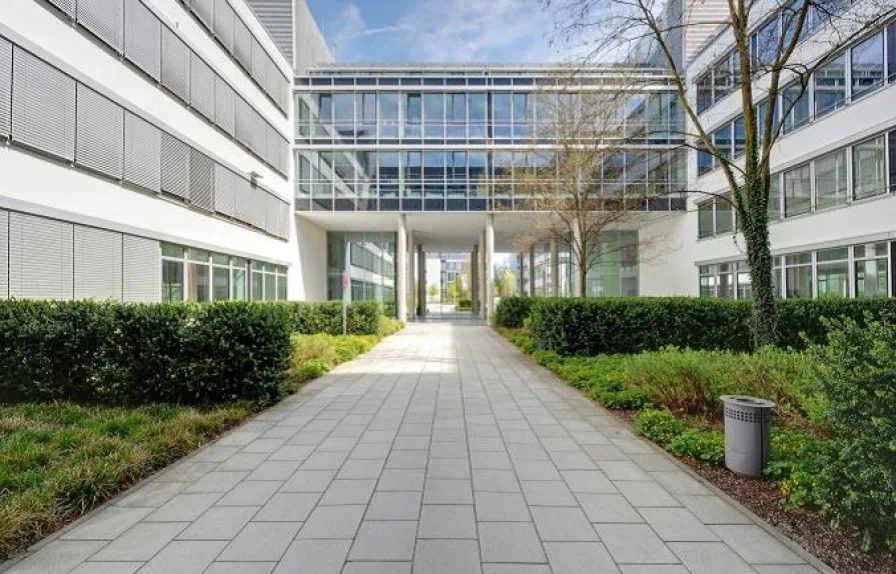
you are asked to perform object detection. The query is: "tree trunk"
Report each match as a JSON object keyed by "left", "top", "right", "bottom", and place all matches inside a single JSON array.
[
  {"left": 742, "top": 178, "right": 779, "bottom": 347},
  {"left": 577, "top": 264, "right": 587, "bottom": 298}
]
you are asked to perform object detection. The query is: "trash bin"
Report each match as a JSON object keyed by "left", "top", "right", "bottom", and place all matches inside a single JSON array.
[{"left": 720, "top": 395, "right": 776, "bottom": 477}]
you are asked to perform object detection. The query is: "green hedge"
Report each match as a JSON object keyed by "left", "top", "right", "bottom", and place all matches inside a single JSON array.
[
  {"left": 524, "top": 297, "right": 896, "bottom": 355},
  {"left": 272, "top": 301, "right": 383, "bottom": 335},
  {"left": 0, "top": 300, "right": 292, "bottom": 405},
  {"left": 494, "top": 297, "right": 536, "bottom": 328}
]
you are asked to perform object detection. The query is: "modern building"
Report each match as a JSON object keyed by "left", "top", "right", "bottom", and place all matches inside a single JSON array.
[{"left": 3, "top": 0, "right": 895, "bottom": 316}]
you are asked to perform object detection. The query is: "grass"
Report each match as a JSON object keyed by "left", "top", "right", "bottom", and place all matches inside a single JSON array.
[{"left": 0, "top": 402, "right": 254, "bottom": 560}]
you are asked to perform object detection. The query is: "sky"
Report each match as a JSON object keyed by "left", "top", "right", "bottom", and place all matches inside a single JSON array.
[{"left": 305, "top": 0, "right": 566, "bottom": 64}]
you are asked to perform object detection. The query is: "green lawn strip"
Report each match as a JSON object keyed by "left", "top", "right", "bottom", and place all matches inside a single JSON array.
[{"left": 0, "top": 402, "right": 254, "bottom": 560}]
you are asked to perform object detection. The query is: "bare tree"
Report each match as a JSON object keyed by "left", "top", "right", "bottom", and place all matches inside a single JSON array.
[
  {"left": 514, "top": 83, "right": 665, "bottom": 297},
  {"left": 545, "top": 0, "right": 895, "bottom": 344}
]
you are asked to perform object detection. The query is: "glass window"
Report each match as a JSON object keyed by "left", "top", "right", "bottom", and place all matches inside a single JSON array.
[
  {"left": 697, "top": 73, "right": 713, "bottom": 112},
  {"left": 768, "top": 173, "right": 781, "bottom": 219},
  {"left": 403, "top": 93, "right": 421, "bottom": 138},
  {"left": 890, "top": 131, "right": 896, "bottom": 192},
  {"left": 232, "top": 260, "right": 248, "bottom": 301},
  {"left": 854, "top": 242, "right": 889, "bottom": 297},
  {"left": 424, "top": 152, "right": 445, "bottom": 197},
  {"left": 698, "top": 201, "right": 714, "bottom": 238},
  {"left": 447, "top": 93, "right": 466, "bottom": 139},
  {"left": 718, "top": 263, "right": 735, "bottom": 299},
  {"left": 816, "top": 247, "right": 849, "bottom": 298},
  {"left": 814, "top": 54, "right": 846, "bottom": 117},
  {"left": 699, "top": 265, "right": 717, "bottom": 297},
  {"left": 332, "top": 93, "right": 353, "bottom": 138},
  {"left": 712, "top": 125, "right": 731, "bottom": 161},
  {"left": 773, "top": 256, "right": 783, "bottom": 298},
  {"left": 736, "top": 261, "right": 752, "bottom": 300},
  {"left": 404, "top": 151, "right": 422, "bottom": 197},
  {"left": 187, "top": 261, "right": 210, "bottom": 302},
  {"left": 276, "top": 273, "right": 288, "bottom": 300},
  {"left": 296, "top": 99, "right": 310, "bottom": 139},
  {"left": 162, "top": 244, "right": 184, "bottom": 258},
  {"left": 213, "top": 266, "right": 230, "bottom": 300},
  {"left": 423, "top": 93, "right": 444, "bottom": 139},
  {"left": 716, "top": 196, "right": 733, "bottom": 234},
  {"left": 513, "top": 93, "right": 531, "bottom": 139},
  {"left": 698, "top": 144, "right": 713, "bottom": 175},
  {"left": 888, "top": 23, "right": 896, "bottom": 82},
  {"left": 753, "top": 17, "right": 780, "bottom": 67},
  {"left": 493, "top": 93, "right": 512, "bottom": 139},
  {"left": 784, "top": 164, "right": 811, "bottom": 217},
  {"left": 784, "top": 252, "right": 813, "bottom": 298},
  {"left": 161, "top": 258, "right": 184, "bottom": 302},
  {"left": 781, "top": 84, "right": 809, "bottom": 133},
  {"left": 853, "top": 135, "right": 886, "bottom": 200},
  {"left": 814, "top": 149, "right": 848, "bottom": 209},
  {"left": 379, "top": 93, "right": 399, "bottom": 139},
  {"left": 357, "top": 92, "right": 376, "bottom": 140},
  {"left": 468, "top": 94, "right": 487, "bottom": 139},
  {"left": 733, "top": 116, "right": 746, "bottom": 157},
  {"left": 712, "top": 57, "right": 732, "bottom": 102},
  {"left": 851, "top": 32, "right": 885, "bottom": 99},
  {"left": 264, "top": 272, "right": 276, "bottom": 301}
]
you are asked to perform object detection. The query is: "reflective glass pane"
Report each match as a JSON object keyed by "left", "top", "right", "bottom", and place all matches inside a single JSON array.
[{"left": 851, "top": 32, "right": 884, "bottom": 99}]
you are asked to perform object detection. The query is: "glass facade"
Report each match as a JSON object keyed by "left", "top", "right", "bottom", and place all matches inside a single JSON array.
[
  {"left": 161, "top": 243, "right": 287, "bottom": 303},
  {"left": 327, "top": 231, "right": 397, "bottom": 314},
  {"left": 295, "top": 68, "right": 687, "bottom": 213}
]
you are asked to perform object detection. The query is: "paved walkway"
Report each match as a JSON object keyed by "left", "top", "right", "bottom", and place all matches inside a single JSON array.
[{"left": 5, "top": 321, "right": 824, "bottom": 574}]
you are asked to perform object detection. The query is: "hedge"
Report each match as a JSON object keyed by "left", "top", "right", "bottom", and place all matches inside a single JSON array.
[
  {"left": 0, "top": 300, "right": 292, "bottom": 405},
  {"left": 520, "top": 296, "right": 896, "bottom": 355},
  {"left": 494, "top": 297, "right": 536, "bottom": 328},
  {"left": 272, "top": 301, "right": 383, "bottom": 335}
]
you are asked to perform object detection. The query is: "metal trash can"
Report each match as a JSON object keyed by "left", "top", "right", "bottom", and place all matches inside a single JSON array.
[{"left": 720, "top": 395, "right": 776, "bottom": 477}]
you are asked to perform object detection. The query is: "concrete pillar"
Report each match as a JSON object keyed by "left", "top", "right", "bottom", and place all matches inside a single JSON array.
[
  {"left": 418, "top": 245, "right": 426, "bottom": 317},
  {"left": 550, "top": 238, "right": 559, "bottom": 296},
  {"left": 397, "top": 214, "right": 407, "bottom": 322},
  {"left": 529, "top": 245, "right": 536, "bottom": 297},
  {"left": 471, "top": 245, "right": 478, "bottom": 314},
  {"left": 408, "top": 231, "right": 416, "bottom": 319},
  {"left": 485, "top": 214, "right": 494, "bottom": 320},
  {"left": 518, "top": 253, "right": 525, "bottom": 296}
]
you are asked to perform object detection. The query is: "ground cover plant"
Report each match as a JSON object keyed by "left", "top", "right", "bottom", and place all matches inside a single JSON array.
[
  {"left": 498, "top": 313, "right": 896, "bottom": 567},
  {"left": 0, "top": 300, "right": 402, "bottom": 562}
]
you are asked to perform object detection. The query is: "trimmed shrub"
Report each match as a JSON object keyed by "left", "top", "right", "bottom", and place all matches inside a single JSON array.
[
  {"left": 0, "top": 300, "right": 292, "bottom": 405},
  {"left": 528, "top": 297, "right": 896, "bottom": 355},
  {"left": 273, "top": 301, "right": 383, "bottom": 335},
  {"left": 634, "top": 409, "right": 724, "bottom": 464},
  {"left": 457, "top": 299, "right": 472, "bottom": 311},
  {"left": 494, "top": 297, "right": 536, "bottom": 328}
]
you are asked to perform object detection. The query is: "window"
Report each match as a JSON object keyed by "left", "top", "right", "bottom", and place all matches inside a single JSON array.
[
  {"left": 251, "top": 264, "right": 263, "bottom": 300},
  {"left": 379, "top": 93, "right": 399, "bottom": 139},
  {"left": 753, "top": 17, "right": 780, "bottom": 68},
  {"left": 698, "top": 144, "right": 713, "bottom": 175},
  {"left": 718, "top": 263, "right": 735, "bottom": 299},
  {"left": 736, "top": 261, "right": 752, "bottom": 299},
  {"left": 493, "top": 93, "right": 512, "bottom": 139},
  {"left": 232, "top": 258, "right": 248, "bottom": 300},
  {"left": 161, "top": 244, "right": 184, "bottom": 302},
  {"left": 697, "top": 73, "right": 713, "bottom": 112},
  {"left": 773, "top": 257, "right": 783, "bottom": 298},
  {"left": 699, "top": 265, "right": 716, "bottom": 297},
  {"left": 716, "top": 196, "right": 733, "bottom": 234},
  {"left": 212, "top": 253, "right": 230, "bottom": 300},
  {"left": 784, "top": 252, "right": 813, "bottom": 298},
  {"left": 781, "top": 84, "right": 809, "bottom": 133},
  {"left": 403, "top": 93, "right": 421, "bottom": 138},
  {"left": 851, "top": 32, "right": 884, "bottom": 100},
  {"left": 468, "top": 93, "right": 487, "bottom": 139},
  {"left": 853, "top": 135, "right": 886, "bottom": 200},
  {"left": 784, "top": 164, "right": 811, "bottom": 216},
  {"left": 698, "top": 201, "right": 714, "bottom": 238},
  {"left": 513, "top": 93, "right": 531, "bottom": 139},
  {"left": 357, "top": 92, "right": 376, "bottom": 140},
  {"left": 814, "top": 54, "right": 846, "bottom": 117},
  {"left": 816, "top": 247, "right": 849, "bottom": 298},
  {"left": 296, "top": 99, "right": 310, "bottom": 139},
  {"left": 187, "top": 248, "right": 210, "bottom": 302},
  {"left": 423, "top": 93, "right": 444, "bottom": 139},
  {"left": 712, "top": 125, "right": 731, "bottom": 161},
  {"left": 447, "top": 93, "right": 466, "bottom": 139},
  {"left": 888, "top": 23, "right": 896, "bottom": 82},
  {"left": 332, "top": 93, "right": 353, "bottom": 138},
  {"left": 814, "top": 149, "right": 847, "bottom": 209},
  {"left": 854, "top": 243, "right": 889, "bottom": 297},
  {"left": 768, "top": 173, "right": 781, "bottom": 219},
  {"left": 733, "top": 116, "right": 746, "bottom": 157},
  {"left": 712, "top": 57, "right": 733, "bottom": 102}
]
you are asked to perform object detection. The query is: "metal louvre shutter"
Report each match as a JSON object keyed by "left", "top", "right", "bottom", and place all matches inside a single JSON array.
[
  {"left": 189, "top": 54, "right": 215, "bottom": 121},
  {"left": 265, "top": 125, "right": 280, "bottom": 169},
  {"left": 160, "top": 133, "right": 189, "bottom": 199},
  {"left": 11, "top": 49, "right": 76, "bottom": 161},
  {"left": 235, "top": 177, "right": 251, "bottom": 223},
  {"left": 8, "top": 213, "right": 74, "bottom": 300},
  {"left": 124, "top": 112, "right": 161, "bottom": 192},
  {"left": 189, "top": 149, "right": 213, "bottom": 211},
  {"left": 124, "top": 0, "right": 161, "bottom": 81},
  {"left": 251, "top": 39, "right": 267, "bottom": 87},
  {"left": 214, "top": 78, "right": 235, "bottom": 136},
  {"left": 278, "top": 135, "right": 289, "bottom": 175},
  {"left": 47, "top": 0, "right": 76, "bottom": 18},
  {"left": 280, "top": 200, "right": 290, "bottom": 238},
  {"left": 0, "top": 37, "right": 10, "bottom": 139},
  {"left": 251, "top": 187, "right": 266, "bottom": 229},
  {"left": 250, "top": 110, "right": 265, "bottom": 157},
  {"left": 122, "top": 235, "right": 160, "bottom": 302},
  {"left": 76, "top": 85, "right": 124, "bottom": 179},
  {"left": 213, "top": 1, "right": 234, "bottom": 52},
  {"left": 214, "top": 164, "right": 236, "bottom": 217},
  {"left": 78, "top": 0, "right": 124, "bottom": 54},
  {"left": 0, "top": 210, "right": 7, "bottom": 298},
  {"left": 265, "top": 193, "right": 278, "bottom": 235},
  {"left": 191, "top": 0, "right": 214, "bottom": 29},
  {"left": 74, "top": 226, "right": 123, "bottom": 300},
  {"left": 161, "top": 27, "right": 190, "bottom": 103},
  {"left": 234, "top": 19, "right": 251, "bottom": 69},
  {"left": 265, "top": 59, "right": 281, "bottom": 106},
  {"left": 234, "top": 96, "right": 251, "bottom": 146}
]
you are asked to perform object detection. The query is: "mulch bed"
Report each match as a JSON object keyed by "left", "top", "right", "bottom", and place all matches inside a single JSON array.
[{"left": 610, "top": 409, "right": 895, "bottom": 574}]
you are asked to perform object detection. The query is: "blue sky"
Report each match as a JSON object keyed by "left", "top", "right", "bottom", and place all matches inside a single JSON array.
[{"left": 305, "top": 0, "right": 564, "bottom": 63}]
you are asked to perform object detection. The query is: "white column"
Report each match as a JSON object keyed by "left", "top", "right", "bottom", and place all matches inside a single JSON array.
[
  {"left": 397, "top": 214, "right": 407, "bottom": 322},
  {"left": 471, "top": 245, "right": 478, "bottom": 314},
  {"left": 408, "top": 231, "right": 416, "bottom": 319},
  {"left": 550, "top": 238, "right": 559, "bottom": 296},
  {"left": 518, "top": 253, "right": 525, "bottom": 295},
  {"left": 485, "top": 214, "right": 495, "bottom": 320},
  {"left": 418, "top": 244, "right": 426, "bottom": 317},
  {"left": 529, "top": 245, "right": 536, "bottom": 297}
]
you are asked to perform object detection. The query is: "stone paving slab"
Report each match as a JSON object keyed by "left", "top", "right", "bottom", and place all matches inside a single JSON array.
[{"left": 2, "top": 320, "right": 829, "bottom": 574}]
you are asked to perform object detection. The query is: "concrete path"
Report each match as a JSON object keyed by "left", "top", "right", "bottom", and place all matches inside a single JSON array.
[{"left": 5, "top": 320, "right": 825, "bottom": 574}]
